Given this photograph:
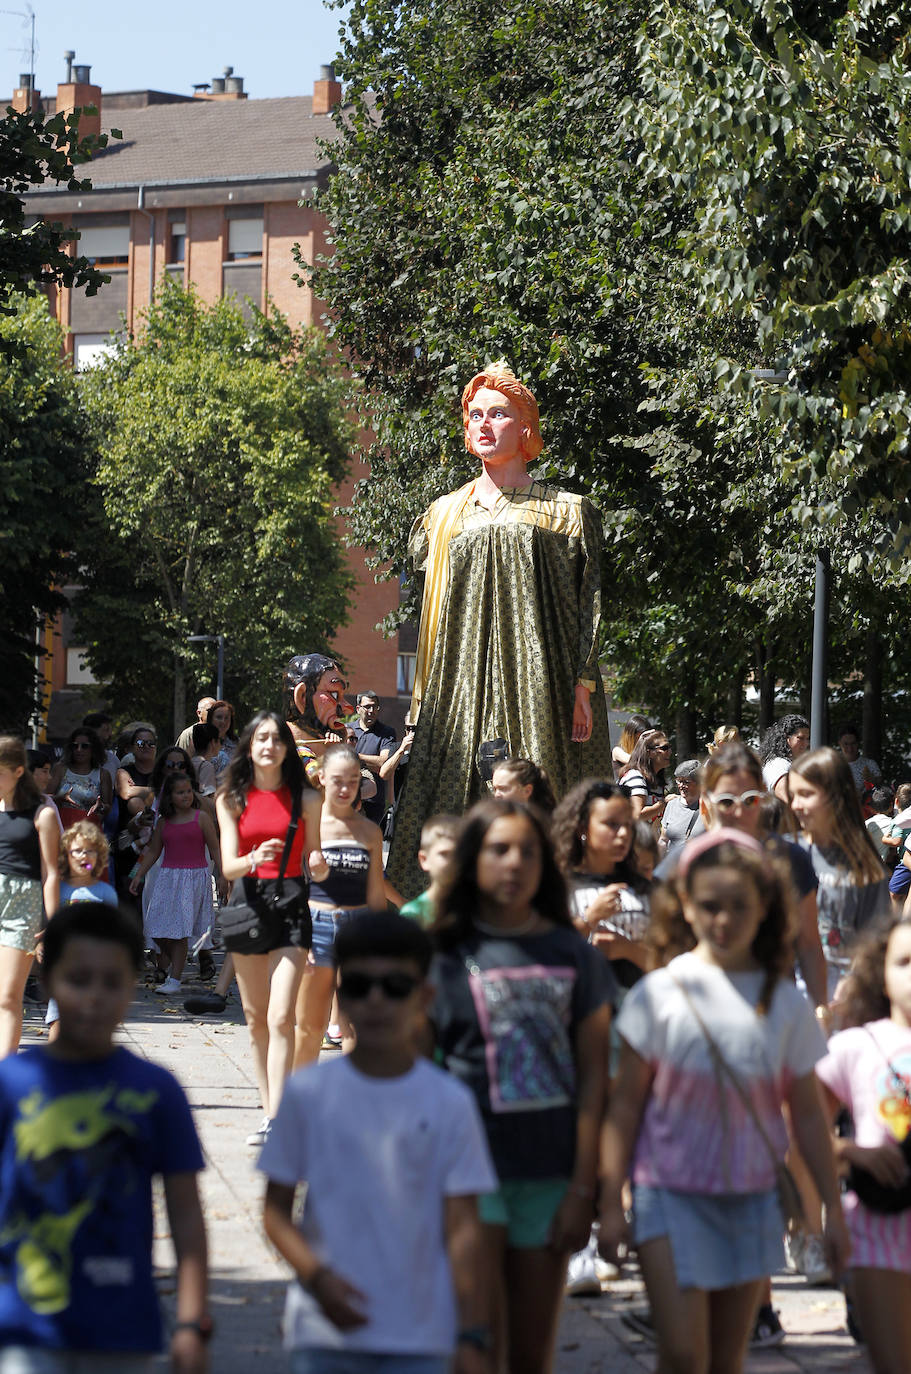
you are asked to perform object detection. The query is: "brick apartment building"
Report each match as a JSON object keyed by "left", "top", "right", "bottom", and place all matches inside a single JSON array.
[{"left": 9, "top": 58, "right": 413, "bottom": 736}]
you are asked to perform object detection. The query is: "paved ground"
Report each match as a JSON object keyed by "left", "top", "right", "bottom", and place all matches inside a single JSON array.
[{"left": 22, "top": 970, "right": 872, "bottom": 1373}]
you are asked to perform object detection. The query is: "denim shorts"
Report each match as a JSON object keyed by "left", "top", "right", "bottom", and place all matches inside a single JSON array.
[
  {"left": 290, "top": 1353, "right": 448, "bottom": 1374},
  {"left": 310, "top": 906, "right": 370, "bottom": 968},
  {"left": 478, "top": 1177, "right": 568, "bottom": 1248},
  {"left": 632, "top": 1183, "right": 784, "bottom": 1290}
]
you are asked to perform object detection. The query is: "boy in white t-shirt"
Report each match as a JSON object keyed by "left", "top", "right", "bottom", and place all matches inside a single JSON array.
[{"left": 259, "top": 911, "right": 497, "bottom": 1374}]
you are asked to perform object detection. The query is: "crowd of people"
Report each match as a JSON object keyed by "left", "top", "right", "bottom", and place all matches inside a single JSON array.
[{"left": 1, "top": 682, "right": 910, "bottom": 1374}]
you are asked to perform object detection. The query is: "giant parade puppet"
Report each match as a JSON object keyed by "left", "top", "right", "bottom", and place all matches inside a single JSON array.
[{"left": 387, "top": 364, "right": 612, "bottom": 896}]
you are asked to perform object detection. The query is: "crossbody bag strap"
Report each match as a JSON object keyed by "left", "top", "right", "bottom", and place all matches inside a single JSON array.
[
  {"left": 274, "top": 792, "right": 302, "bottom": 896},
  {"left": 862, "top": 1025, "right": 911, "bottom": 1110},
  {"left": 669, "top": 970, "right": 781, "bottom": 1168}
]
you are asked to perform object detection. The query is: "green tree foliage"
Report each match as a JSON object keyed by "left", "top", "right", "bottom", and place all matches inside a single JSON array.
[
  {"left": 75, "top": 282, "right": 353, "bottom": 733},
  {"left": 0, "top": 104, "right": 113, "bottom": 316},
  {"left": 0, "top": 294, "right": 90, "bottom": 731},
  {"left": 634, "top": 0, "right": 911, "bottom": 564}
]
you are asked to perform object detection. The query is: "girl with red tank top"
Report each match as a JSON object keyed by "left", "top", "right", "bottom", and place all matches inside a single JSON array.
[
  {"left": 130, "top": 772, "right": 225, "bottom": 995},
  {"left": 216, "top": 710, "right": 325, "bottom": 1148}
]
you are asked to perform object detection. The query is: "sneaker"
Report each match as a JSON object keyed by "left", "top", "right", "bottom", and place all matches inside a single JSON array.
[
  {"left": 246, "top": 1116, "right": 272, "bottom": 1147},
  {"left": 322, "top": 1031, "right": 342, "bottom": 1049},
  {"left": 594, "top": 1254, "right": 621, "bottom": 1284},
  {"left": 621, "top": 1306, "right": 655, "bottom": 1342},
  {"left": 784, "top": 1230, "right": 804, "bottom": 1273},
  {"left": 750, "top": 1305, "right": 785, "bottom": 1350},
  {"left": 565, "top": 1247, "right": 601, "bottom": 1297},
  {"left": 154, "top": 976, "right": 183, "bottom": 995},
  {"left": 799, "top": 1234, "right": 833, "bottom": 1286},
  {"left": 197, "top": 951, "right": 216, "bottom": 982}
]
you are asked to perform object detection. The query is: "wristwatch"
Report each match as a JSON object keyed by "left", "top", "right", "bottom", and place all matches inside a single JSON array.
[
  {"left": 174, "top": 1315, "right": 215, "bottom": 1342},
  {"left": 457, "top": 1325, "right": 493, "bottom": 1351}
]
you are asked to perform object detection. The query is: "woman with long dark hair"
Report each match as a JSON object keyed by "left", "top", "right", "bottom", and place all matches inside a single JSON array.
[
  {"left": 429, "top": 798, "right": 614, "bottom": 1374},
  {"left": 49, "top": 726, "right": 112, "bottom": 830},
  {"left": 620, "top": 728, "right": 671, "bottom": 825},
  {"left": 759, "top": 714, "right": 810, "bottom": 801},
  {"left": 217, "top": 711, "right": 324, "bottom": 1147}
]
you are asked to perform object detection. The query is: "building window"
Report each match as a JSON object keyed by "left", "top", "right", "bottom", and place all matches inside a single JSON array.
[
  {"left": 73, "top": 334, "right": 117, "bottom": 370},
  {"left": 227, "top": 217, "right": 263, "bottom": 261},
  {"left": 169, "top": 221, "right": 187, "bottom": 263},
  {"left": 397, "top": 653, "right": 416, "bottom": 695},
  {"left": 66, "top": 648, "right": 97, "bottom": 686},
  {"left": 76, "top": 224, "right": 130, "bottom": 266}
]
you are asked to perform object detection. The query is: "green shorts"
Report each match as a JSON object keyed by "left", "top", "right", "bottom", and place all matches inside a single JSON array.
[{"left": 478, "top": 1177, "right": 568, "bottom": 1248}]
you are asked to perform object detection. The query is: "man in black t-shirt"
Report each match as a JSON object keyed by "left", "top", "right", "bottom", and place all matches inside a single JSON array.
[{"left": 352, "top": 691, "right": 397, "bottom": 826}]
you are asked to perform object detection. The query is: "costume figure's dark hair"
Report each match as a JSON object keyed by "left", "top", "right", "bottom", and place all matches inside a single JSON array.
[
  {"left": 334, "top": 909, "right": 432, "bottom": 975},
  {"left": 432, "top": 799, "right": 571, "bottom": 949}
]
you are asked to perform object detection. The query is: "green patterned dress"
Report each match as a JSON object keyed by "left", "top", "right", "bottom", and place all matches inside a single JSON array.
[{"left": 387, "top": 481, "right": 612, "bottom": 897}]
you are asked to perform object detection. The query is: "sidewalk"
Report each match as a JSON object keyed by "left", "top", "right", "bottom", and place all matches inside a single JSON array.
[{"left": 22, "top": 978, "right": 872, "bottom": 1373}]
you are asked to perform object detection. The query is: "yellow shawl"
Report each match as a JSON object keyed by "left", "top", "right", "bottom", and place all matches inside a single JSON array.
[{"left": 410, "top": 478, "right": 477, "bottom": 721}]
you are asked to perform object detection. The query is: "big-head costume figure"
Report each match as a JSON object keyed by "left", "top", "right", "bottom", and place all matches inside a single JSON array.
[{"left": 387, "top": 364, "right": 611, "bottom": 895}]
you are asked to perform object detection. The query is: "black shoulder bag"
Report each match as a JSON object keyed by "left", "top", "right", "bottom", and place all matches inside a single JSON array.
[{"left": 220, "top": 795, "right": 309, "bottom": 954}]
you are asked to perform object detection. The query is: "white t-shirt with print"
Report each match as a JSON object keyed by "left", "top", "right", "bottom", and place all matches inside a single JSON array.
[
  {"left": 618, "top": 952, "right": 824, "bottom": 1194},
  {"left": 258, "top": 1055, "right": 496, "bottom": 1354}
]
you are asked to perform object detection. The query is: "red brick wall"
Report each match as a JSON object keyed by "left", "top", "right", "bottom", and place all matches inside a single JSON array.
[{"left": 186, "top": 207, "right": 225, "bottom": 305}]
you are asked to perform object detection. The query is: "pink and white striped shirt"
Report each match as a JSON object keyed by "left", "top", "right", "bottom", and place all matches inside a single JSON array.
[{"left": 618, "top": 952, "right": 824, "bottom": 1195}]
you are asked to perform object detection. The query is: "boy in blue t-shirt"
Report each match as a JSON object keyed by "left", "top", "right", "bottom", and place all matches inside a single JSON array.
[{"left": 0, "top": 903, "right": 210, "bottom": 1372}]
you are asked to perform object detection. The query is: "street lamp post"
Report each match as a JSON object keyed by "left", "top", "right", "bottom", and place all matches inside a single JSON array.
[
  {"left": 751, "top": 369, "right": 829, "bottom": 746},
  {"left": 187, "top": 634, "right": 225, "bottom": 701}
]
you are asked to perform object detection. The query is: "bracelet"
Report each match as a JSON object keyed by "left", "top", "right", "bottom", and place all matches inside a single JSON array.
[{"left": 306, "top": 1264, "right": 331, "bottom": 1292}]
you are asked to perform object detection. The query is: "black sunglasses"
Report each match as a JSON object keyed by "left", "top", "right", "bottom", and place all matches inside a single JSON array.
[{"left": 337, "top": 971, "right": 420, "bottom": 1001}]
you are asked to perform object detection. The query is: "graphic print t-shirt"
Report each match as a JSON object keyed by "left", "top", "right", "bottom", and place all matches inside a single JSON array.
[
  {"left": 0, "top": 1046, "right": 203, "bottom": 1351},
  {"left": 618, "top": 952, "right": 824, "bottom": 1194},
  {"left": 431, "top": 927, "right": 616, "bottom": 1180},
  {"left": 816, "top": 1019, "right": 911, "bottom": 1150}
]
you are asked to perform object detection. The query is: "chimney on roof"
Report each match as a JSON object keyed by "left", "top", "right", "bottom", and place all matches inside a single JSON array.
[
  {"left": 57, "top": 52, "right": 102, "bottom": 138},
  {"left": 195, "top": 64, "right": 247, "bottom": 100},
  {"left": 11, "top": 72, "right": 40, "bottom": 113},
  {"left": 312, "top": 63, "right": 342, "bottom": 115}
]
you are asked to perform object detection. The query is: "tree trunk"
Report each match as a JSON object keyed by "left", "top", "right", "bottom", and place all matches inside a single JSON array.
[
  {"left": 726, "top": 669, "right": 745, "bottom": 732},
  {"left": 755, "top": 638, "right": 775, "bottom": 735},
  {"left": 675, "top": 705, "right": 697, "bottom": 761},
  {"left": 862, "top": 630, "right": 883, "bottom": 765},
  {"left": 173, "top": 656, "right": 186, "bottom": 741}
]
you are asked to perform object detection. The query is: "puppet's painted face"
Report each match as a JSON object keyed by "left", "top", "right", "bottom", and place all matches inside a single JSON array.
[{"left": 312, "top": 667, "right": 352, "bottom": 730}]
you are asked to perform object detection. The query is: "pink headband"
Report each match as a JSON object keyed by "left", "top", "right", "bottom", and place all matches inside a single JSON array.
[{"left": 677, "top": 827, "right": 764, "bottom": 879}]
